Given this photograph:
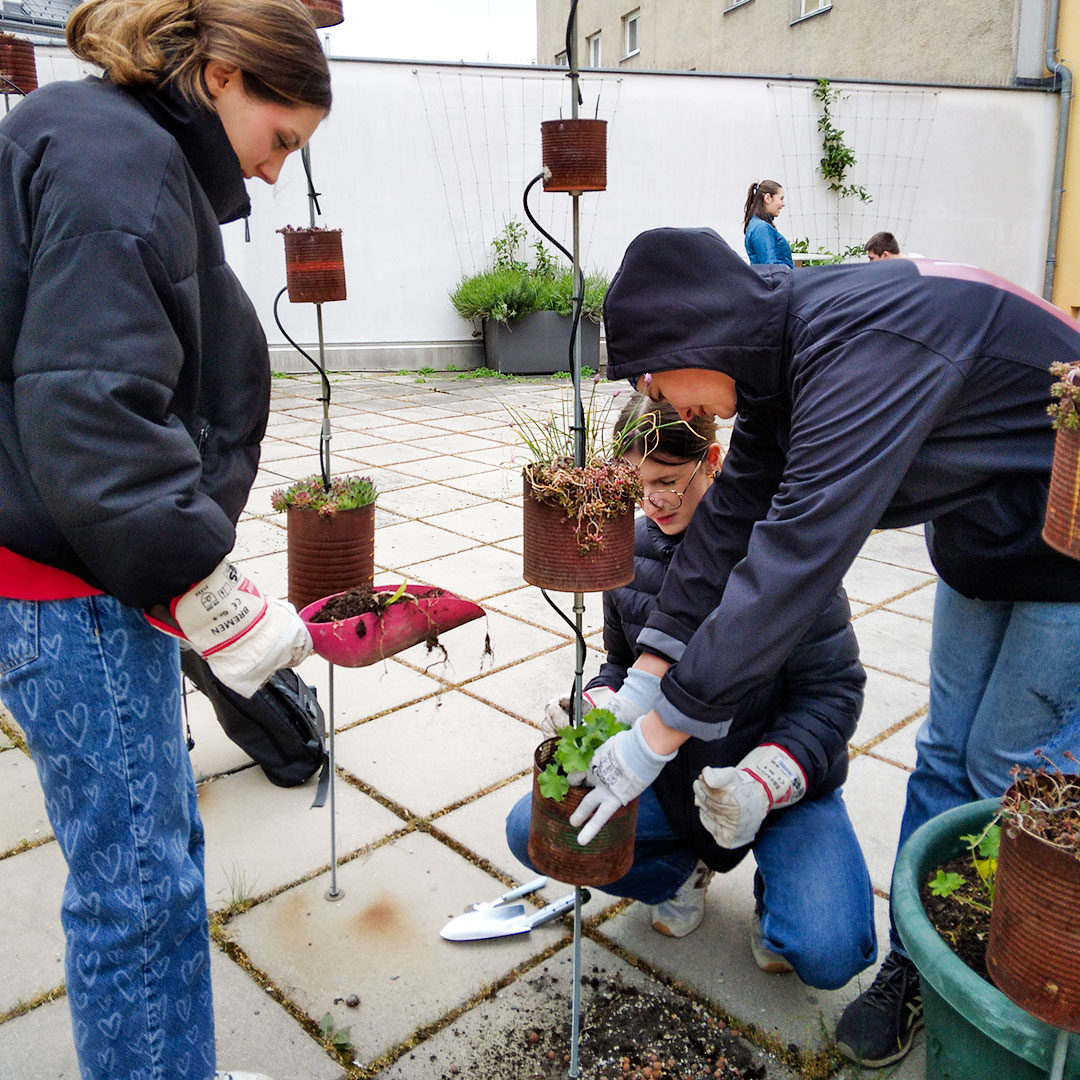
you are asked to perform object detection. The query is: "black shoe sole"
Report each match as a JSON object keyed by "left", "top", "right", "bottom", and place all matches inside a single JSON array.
[{"left": 835, "top": 1017, "right": 924, "bottom": 1069}]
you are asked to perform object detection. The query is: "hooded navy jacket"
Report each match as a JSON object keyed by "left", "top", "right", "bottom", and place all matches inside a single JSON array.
[
  {"left": 588, "top": 514, "right": 864, "bottom": 870},
  {"left": 603, "top": 228, "right": 1080, "bottom": 738},
  {"left": 0, "top": 77, "right": 267, "bottom": 608}
]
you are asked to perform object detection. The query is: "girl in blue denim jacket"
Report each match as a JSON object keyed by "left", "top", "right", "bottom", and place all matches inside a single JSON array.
[{"left": 743, "top": 179, "right": 793, "bottom": 267}]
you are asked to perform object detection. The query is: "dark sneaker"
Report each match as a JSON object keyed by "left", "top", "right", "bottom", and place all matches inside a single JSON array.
[{"left": 834, "top": 951, "right": 923, "bottom": 1068}]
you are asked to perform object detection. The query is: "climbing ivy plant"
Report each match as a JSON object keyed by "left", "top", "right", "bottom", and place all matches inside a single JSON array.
[{"left": 812, "top": 78, "right": 871, "bottom": 203}]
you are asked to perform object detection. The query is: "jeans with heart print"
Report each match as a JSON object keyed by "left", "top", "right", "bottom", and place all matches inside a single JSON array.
[{"left": 0, "top": 594, "right": 216, "bottom": 1080}]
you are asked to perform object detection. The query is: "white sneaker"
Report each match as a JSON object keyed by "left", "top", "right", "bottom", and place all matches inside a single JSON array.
[
  {"left": 750, "top": 910, "right": 794, "bottom": 974},
  {"left": 650, "top": 861, "right": 714, "bottom": 938},
  {"left": 215, "top": 1072, "right": 274, "bottom": 1080}
]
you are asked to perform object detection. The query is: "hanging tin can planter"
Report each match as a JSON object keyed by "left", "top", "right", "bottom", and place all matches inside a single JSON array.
[
  {"left": 279, "top": 226, "right": 347, "bottom": 304},
  {"left": 286, "top": 504, "right": 375, "bottom": 613},
  {"left": 299, "top": 0, "right": 344, "bottom": 27},
  {"left": 0, "top": 33, "right": 37, "bottom": 95},
  {"left": 527, "top": 738, "right": 638, "bottom": 886},
  {"left": 1043, "top": 423, "right": 1080, "bottom": 559},
  {"left": 522, "top": 472, "right": 635, "bottom": 593},
  {"left": 541, "top": 119, "right": 607, "bottom": 192},
  {"left": 1043, "top": 360, "right": 1080, "bottom": 560},
  {"left": 986, "top": 772, "right": 1080, "bottom": 1033}
]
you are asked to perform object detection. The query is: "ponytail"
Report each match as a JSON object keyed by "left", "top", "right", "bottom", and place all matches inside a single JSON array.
[
  {"left": 67, "top": 0, "right": 331, "bottom": 111},
  {"left": 742, "top": 178, "right": 783, "bottom": 232}
]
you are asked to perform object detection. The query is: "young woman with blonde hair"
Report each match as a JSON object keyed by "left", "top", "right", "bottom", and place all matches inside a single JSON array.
[{"left": 0, "top": 2, "right": 331, "bottom": 1076}]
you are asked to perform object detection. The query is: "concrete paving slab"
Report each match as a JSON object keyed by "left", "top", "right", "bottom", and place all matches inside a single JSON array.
[
  {"left": 331, "top": 691, "right": 539, "bottom": 817},
  {"left": 483, "top": 583, "right": 607, "bottom": 638},
  {"left": 199, "top": 766, "right": 403, "bottom": 911},
  {"left": 227, "top": 549, "right": 288, "bottom": 602},
  {"left": 409, "top": 432, "right": 504, "bottom": 456},
  {"left": 184, "top": 687, "right": 261, "bottom": 782},
  {"left": 427, "top": 500, "right": 523, "bottom": 542},
  {"left": 0, "top": 748, "right": 50, "bottom": 853},
  {"left": 394, "top": 607, "right": 566, "bottom": 683},
  {"left": 374, "top": 937, "right": 798, "bottom": 1080},
  {"left": 0, "top": 840, "right": 66, "bottom": 1013},
  {"left": 228, "top": 833, "right": 574, "bottom": 1068},
  {"left": 0, "top": 994, "right": 81, "bottom": 1079},
  {"left": 599, "top": 859, "right": 896, "bottom": 1061},
  {"left": 849, "top": 610, "right": 933, "bottom": 684},
  {"left": 885, "top": 581, "right": 936, "bottom": 621},
  {"left": 843, "top": 557, "right": 936, "bottom": 607},
  {"left": 210, "top": 946, "right": 348, "bottom": 1080},
  {"left": 870, "top": 721, "right": 921, "bottom": 770},
  {"left": 372, "top": 519, "right": 475, "bottom": 568},
  {"left": 228, "top": 516, "right": 287, "bottom": 562},
  {"left": 388, "top": 455, "right": 495, "bottom": 482},
  {"left": 858, "top": 528, "right": 934, "bottom": 574},
  {"left": 347, "top": 442, "right": 441, "bottom": 468},
  {"left": 850, "top": 668, "right": 929, "bottom": 749},
  {"left": 843, "top": 755, "right": 912, "bottom": 893},
  {"left": 441, "top": 467, "right": 523, "bottom": 500},
  {"left": 0, "top": 730, "right": 13, "bottom": 750},
  {"left": 295, "top": 656, "right": 446, "bottom": 731},
  {"left": 377, "top": 482, "right": 488, "bottom": 519},
  {"left": 464, "top": 645, "right": 586, "bottom": 718}
]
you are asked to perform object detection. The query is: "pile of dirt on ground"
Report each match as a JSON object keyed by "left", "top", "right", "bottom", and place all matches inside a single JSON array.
[{"left": 401, "top": 964, "right": 779, "bottom": 1080}]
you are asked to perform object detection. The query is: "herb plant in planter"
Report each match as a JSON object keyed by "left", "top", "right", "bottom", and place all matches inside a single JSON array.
[
  {"left": 449, "top": 220, "right": 608, "bottom": 375},
  {"left": 508, "top": 379, "right": 645, "bottom": 592},
  {"left": 271, "top": 474, "right": 377, "bottom": 612},
  {"left": 528, "top": 708, "right": 638, "bottom": 886},
  {"left": 1043, "top": 360, "right": 1080, "bottom": 559},
  {"left": 893, "top": 782, "right": 1080, "bottom": 1080}
]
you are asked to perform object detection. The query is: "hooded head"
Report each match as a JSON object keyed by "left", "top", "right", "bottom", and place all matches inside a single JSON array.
[{"left": 603, "top": 228, "right": 790, "bottom": 408}]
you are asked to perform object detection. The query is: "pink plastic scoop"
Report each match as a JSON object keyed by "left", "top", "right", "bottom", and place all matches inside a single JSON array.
[{"left": 299, "top": 583, "right": 485, "bottom": 667}]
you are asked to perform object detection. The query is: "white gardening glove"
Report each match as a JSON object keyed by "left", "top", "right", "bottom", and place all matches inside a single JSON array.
[
  {"left": 606, "top": 668, "right": 662, "bottom": 727},
  {"left": 693, "top": 743, "right": 807, "bottom": 849},
  {"left": 569, "top": 716, "right": 676, "bottom": 845},
  {"left": 146, "top": 559, "right": 312, "bottom": 698},
  {"left": 542, "top": 685, "right": 623, "bottom": 736}
]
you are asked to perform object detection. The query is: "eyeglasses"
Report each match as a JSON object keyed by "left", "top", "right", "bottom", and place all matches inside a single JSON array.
[{"left": 642, "top": 452, "right": 708, "bottom": 512}]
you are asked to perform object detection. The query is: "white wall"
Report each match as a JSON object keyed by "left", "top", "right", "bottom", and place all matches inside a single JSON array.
[{"left": 23, "top": 47, "right": 1060, "bottom": 369}]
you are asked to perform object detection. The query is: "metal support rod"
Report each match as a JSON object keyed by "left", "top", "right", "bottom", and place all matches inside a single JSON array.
[
  {"left": 316, "top": 301, "right": 332, "bottom": 487},
  {"left": 324, "top": 660, "right": 344, "bottom": 900},
  {"left": 568, "top": 885, "right": 583, "bottom": 1078},
  {"left": 1049, "top": 1027, "right": 1069, "bottom": 1080}
]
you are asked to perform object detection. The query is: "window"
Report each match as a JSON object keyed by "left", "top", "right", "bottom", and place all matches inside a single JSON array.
[
  {"left": 587, "top": 31, "right": 602, "bottom": 68},
  {"left": 622, "top": 8, "right": 640, "bottom": 58},
  {"left": 554, "top": 50, "right": 568, "bottom": 66},
  {"left": 791, "top": 0, "right": 830, "bottom": 20}
]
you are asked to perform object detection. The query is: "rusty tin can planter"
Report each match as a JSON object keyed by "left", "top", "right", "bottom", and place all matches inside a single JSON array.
[
  {"left": 541, "top": 119, "right": 607, "bottom": 192},
  {"left": 527, "top": 738, "right": 638, "bottom": 886},
  {"left": 522, "top": 475, "right": 634, "bottom": 593},
  {"left": 286, "top": 504, "right": 375, "bottom": 613},
  {"left": 279, "top": 227, "right": 347, "bottom": 304},
  {"left": 987, "top": 780, "right": 1080, "bottom": 1033},
  {"left": 0, "top": 34, "right": 37, "bottom": 95},
  {"left": 1043, "top": 424, "right": 1080, "bottom": 560},
  {"left": 300, "top": 0, "right": 344, "bottom": 27}
]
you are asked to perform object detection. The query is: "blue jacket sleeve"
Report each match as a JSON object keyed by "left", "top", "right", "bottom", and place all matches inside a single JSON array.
[
  {"left": 645, "top": 330, "right": 965, "bottom": 739},
  {"left": 744, "top": 219, "right": 779, "bottom": 266}
]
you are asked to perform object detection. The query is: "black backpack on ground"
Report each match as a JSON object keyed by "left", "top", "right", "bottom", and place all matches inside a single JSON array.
[{"left": 180, "top": 650, "right": 329, "bottom": 806}]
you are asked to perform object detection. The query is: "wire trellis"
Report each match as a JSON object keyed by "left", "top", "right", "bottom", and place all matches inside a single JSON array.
[
  {"left": 415, "top": 68, "right": 622, "bottom": 276},
  {"left": 770, "top": 82, "right": 939, "bottom": 255}
]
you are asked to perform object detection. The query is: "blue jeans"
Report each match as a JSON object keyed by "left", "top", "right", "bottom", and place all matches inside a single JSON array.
[
  {"left": 890, "top": 580, "right": 1080, "bottom": 955},
  {"left": 0, "top": 595, "right": 215, "bottom": 1080},
  {"left": 506, "top": 784, "right": 876, "bottom": 990}
]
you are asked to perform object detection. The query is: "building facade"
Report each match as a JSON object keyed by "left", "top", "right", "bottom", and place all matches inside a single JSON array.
[{"left": 537, "top": 0, "right": 1050, "bottom": 87}]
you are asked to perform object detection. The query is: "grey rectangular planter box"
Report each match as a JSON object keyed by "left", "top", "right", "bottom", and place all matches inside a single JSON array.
[{"left": 483, "top": 311, "right": 601, "bottom": 375}]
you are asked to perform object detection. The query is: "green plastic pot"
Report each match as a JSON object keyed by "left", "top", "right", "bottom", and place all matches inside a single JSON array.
[{"left": 893, "top": 798, "right": 1080, "bottom": 1079}]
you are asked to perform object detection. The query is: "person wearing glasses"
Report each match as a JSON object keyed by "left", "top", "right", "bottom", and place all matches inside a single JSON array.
[{"left": 505, "top": 396, "right": 876, "bottom": 990}]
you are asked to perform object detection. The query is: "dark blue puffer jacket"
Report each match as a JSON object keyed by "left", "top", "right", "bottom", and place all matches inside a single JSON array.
[
  {"left": 602, "top": 227, "right": 1080, "bottom": 740},
  {"left": 0, "top": 77, "right": 266, "bottom": 608},
  {"left": 587, "top": 514, "right": 864, "bottom": 871}
]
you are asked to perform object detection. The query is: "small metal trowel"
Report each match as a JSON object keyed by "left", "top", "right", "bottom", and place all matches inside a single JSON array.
[{"left": 440, "top": 889, "right": 588, "bottom": 942}]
